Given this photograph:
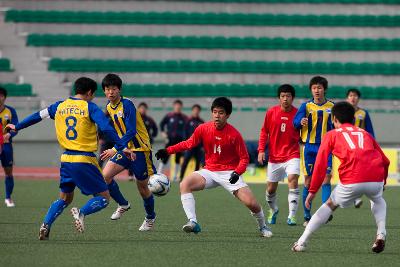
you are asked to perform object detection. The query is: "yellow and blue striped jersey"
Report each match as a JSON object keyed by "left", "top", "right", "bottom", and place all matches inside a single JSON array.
[
  {"left": 354, "top": 108, "right": 375, "bottom": 138},
  {"left": 294, "top": 99, "right": 334, "bottom": 144},
  {"left": 106, "top": 97, "right": 151, "bottom": 152},
  {"left": 0, "top": 105, "right": 18, "bottom": 141}
]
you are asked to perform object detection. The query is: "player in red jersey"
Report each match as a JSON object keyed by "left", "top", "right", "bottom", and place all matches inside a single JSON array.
[
  {"left": 258, "top": 84, "right": 300, "bottom": 226},
  {"left": 156, "top": 97, "right": 272, "bottom": 237},
  {"left": 292, "top": 102, "right": 389, "bottom": 253}
]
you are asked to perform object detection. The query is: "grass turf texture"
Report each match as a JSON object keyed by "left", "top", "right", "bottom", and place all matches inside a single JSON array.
[{"left": 0, "top": 180, "right": 399, "bottom": 267}]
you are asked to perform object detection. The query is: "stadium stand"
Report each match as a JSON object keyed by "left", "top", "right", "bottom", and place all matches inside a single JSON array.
[
  {"left": 0, "top": 83, "right": 35, "bottom": 96},
  {"left": 0, "top": 58, "right": 12, "bottom": 71}
]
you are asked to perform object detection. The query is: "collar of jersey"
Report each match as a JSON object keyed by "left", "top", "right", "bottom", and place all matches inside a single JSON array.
[
  {"left": 69, "top": 96, "right": 84, "bottom": 101},
  {"left": 109, "top": 97, "right": 123, "bottom": 110},
  {"left": 310, "top": 99, "right": 329, "bottom": 106}
]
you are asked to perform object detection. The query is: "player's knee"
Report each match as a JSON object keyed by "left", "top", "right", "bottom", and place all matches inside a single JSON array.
[
  {"left": 179, "top": 179, "right": 191, "bottom": 193},
  {"left": 267, "top": 187, "right": 276, "bottom": 195}
]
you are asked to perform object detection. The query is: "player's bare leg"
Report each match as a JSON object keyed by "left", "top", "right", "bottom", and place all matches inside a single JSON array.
[
  {"left": 103, "top": 161, "right": 130, "bottom": 220},
  {"left": 4, "top": 166, "right": 15, "bottom": 207},
  {"left": 137, "top": 178, "right": 156, "bottom": 231},
  {"left": 287, "top": 174, "right": 300, "bottom": 225},
  {"left": 235, "top": 187, "right": 272, "bottom": 237},
  {"left": 302, "top": 175, "right": 312, "bottom": 226},
  {"left": 266, "top": 182, "right": 279, "bottom": 224},
  {"left": 180, "top": 172, "right": 206, "bottom": 233}
]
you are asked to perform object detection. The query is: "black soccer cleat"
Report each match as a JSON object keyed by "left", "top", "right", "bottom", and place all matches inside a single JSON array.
[{"left": 372, "top": 234, "right": 386, "bottom": 253}]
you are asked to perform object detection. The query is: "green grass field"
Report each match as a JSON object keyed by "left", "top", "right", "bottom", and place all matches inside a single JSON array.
[{"left": 0, "top": 180, "right": 398, "bottom": 267}]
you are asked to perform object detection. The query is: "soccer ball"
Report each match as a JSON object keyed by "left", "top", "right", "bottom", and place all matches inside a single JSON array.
[{"left": 148, "top": 173, "right": 170, "bottom": 196}]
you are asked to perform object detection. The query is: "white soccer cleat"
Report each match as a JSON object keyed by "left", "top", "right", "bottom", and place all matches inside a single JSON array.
[
  {"left": 139, "top": 217, "right": 156, "bottom": 231},
  {"left": 5, "top": 198, "right": 15, "bottom": 207},
  {"left": 39, "top": 223, "right": 50, "bottom": 240},
  {"left": 354, "top": 198, "right": 363, "bottom": 208},
  {"left": 110, "top": 203, "right": 131, "bottom": 220},
  {"left": 260, "top": 225, "right": 273, "bottom": 238},
  {"left": 71, "top": 207, "right": 85, "bottom": 233},
  {"left": 291, "top": 241, "right": 307, "bottom": 252}
]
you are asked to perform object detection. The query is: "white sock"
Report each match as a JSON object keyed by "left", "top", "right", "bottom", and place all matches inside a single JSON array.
[
  {"left": 157, "top": 162, "right": 164, "bottom": 174},
  {"left": 252, "top": 209, "right": 267, "bottom": 229},
  {"left": 298, "top": 203, "right": 332, "bottom": 245},
  {"left": 181, "top": 193, "right": 197, "bottom": 223},
  {"left": 174, "top": 163, "right": 181, "bottom": 180},
  {"left": 288, "top": 188, "right": 300, "bottom": 218},
  {"left": 266, "top": 191, "right": 278, "bottom": 212},
  {"left": 370, "top": 197, "right": 387, "bottom": 236}
]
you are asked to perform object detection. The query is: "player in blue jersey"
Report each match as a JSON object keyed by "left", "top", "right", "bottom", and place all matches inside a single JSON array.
[
  {"left": 6, "top": 77, "right": 130, "bottom": 240},
  {"left": 346, "top": 88, "right": 375, "bottom": 208},
  {"left": 0, "top": 87, "right": 19, "bottom": 207},
  {"left": 293, "top": 76, "right": 334, "bottom": 226},
  {"left": 99, "top": 74, "right": 157, "bottom": 231}
]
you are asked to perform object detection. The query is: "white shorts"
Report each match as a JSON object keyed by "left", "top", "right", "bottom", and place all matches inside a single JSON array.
[
  {"left": 195, "top": 169, "right": 248, "bottom": 194},
  {"left": 331, "top": 182, "right": 384, "bottom": 208},
  {"left": 267, "top": 158, "right": 300, "bottom": 182}
]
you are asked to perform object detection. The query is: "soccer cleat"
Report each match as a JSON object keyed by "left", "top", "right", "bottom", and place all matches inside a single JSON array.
[
  {"left": 267, "top": 209, "right": 279, "bottom": 224},
  {"left": 260, "top": 225, "right": 273, "bottom": 238},
  {"left": 325, "top": 214, "right": 334, "bottom": 224},
  {"left": 303, "top": 216, "right": 311, "bottom": 227},
  {"left": 354, "top": 199, "right": 363, "bottom": 209},
  {"left": 39, "top": 223, "right": 50, "bottom": 240},
  {"left": 5, "top": 198, "right": 15, "bottom": 207},
  {"left": 71, "top": 207, "right": 85, "bottom": 233},
  {"left": 139, "top": 216, "right": 156, "bottom": 231},
  {"left": 291, "top": 241, "right": 307, "bottom": 252},
  {"left": 287, "top": 216, "right": 297, "bottom": 226},
  {"left": 110, "top": 203, "right": 131, "bottom": 220},
  {"left": 372, "top": 233, "right": 386, "bottom": 253},
  {"left": 182, "top": 220, "right": 201, "bottom": 234}
]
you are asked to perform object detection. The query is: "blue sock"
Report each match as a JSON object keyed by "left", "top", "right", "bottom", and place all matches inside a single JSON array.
[
  {"left": 5, "top": 175, "right": 14, "bottom": 199},
  {"left": 143, "top": 194, "right": 156, "bottom": 219},
  {"left": 80, "top": 196, "right": 109, "bottom": 216},
  {"left": 302, "top": 186, "right": 311, "bottom": 219},
  {"left": 44, "top": 199, "right": 68, "bottom": 227},
  {"left": 322, "top": 183, "right": 332, "bottom": 203},
  {"left": 108, "top": 179, "right": 129, "bottom": 206}
]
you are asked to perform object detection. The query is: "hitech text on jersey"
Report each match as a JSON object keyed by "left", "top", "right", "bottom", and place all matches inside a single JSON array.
[
  {"left": 294, "top": 100, "right": 334, "bottom": 144},
  {"left": 107, "top": 97, "right": 151, "bottom": 152}
]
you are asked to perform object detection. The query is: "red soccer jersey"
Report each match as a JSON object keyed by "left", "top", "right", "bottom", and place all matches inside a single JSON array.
[
  {"left": 167, "top": 121, "right": 249, "bottom": 174},
  {"left": 258, "top": 105, "right": 300, "bottom": 163},
  {"left": 309, "top": 123, "right": 390, "bottom": 194}
]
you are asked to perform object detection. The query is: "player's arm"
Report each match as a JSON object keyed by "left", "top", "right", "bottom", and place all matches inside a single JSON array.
[
  {"left": 7, "top": 107, "right": 19, "bottom": 138},
  {"left": 117, "top": 100, "right": 138, "bottom": 148},
  {"left": 293, "top": 103, "right": 307, "bottom": 129},
  {"left": 150, "top": 117, "right": 158, "bottom": 138},
  {"left": 372, "top": 137, "right": 390, "bottom": 184},
  {"left": 257, "top": 110, "right": 269, "bottom": 164},
  {"left": 364, "top": 110, "right": 375, "bottom": 138},
  {"left": 159, "top": 114, "right": 168, "bottom": 139}
]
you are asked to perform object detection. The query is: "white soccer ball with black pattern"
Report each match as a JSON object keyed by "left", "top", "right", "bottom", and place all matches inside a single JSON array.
[{"left": 148, "top": 173, "right": 170, "bottom": 196}]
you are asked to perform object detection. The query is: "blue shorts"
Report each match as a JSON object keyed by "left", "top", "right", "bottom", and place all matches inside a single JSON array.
[
  {"left": 302, "top": 143, "right": 332, "bottom": 176},
  {"left": 110, "top": 151, "right": 156, "bottom": 181},
  {"left": 60, "top": 151, "right": 108, "bottom": 196},
  {"left": 1, "top": 143, "right": 13, "bottom": 168}
]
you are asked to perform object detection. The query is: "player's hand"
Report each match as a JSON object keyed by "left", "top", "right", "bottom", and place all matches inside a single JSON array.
[
  {"left": 229, "top": 171, "right": 240, "bottom": 184},
  {"left": 300, "top": 118, "right": 308, "bottom": 126},
  {"left": 155, "top": 149, "right": 169, "bottom": 160},
  {"left": 100, "top": 148, "right": 117, "bottom": 161},
  {"left": 5, "top": 124, "right": 16, "bottom": 133},
  {"left": 257, "top": 152, "right": 265, "bottom": 165},
  {"left": 123, "top": 148, "right": 136, "bottom": 161},
  {"left": 3, "top": 133, "right": 11, "bottom": 144},
  {"left": 305, "top": 192, "right": 315, "bottom": 210}
]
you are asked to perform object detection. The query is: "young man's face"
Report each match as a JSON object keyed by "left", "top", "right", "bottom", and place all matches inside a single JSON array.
[
  {"left": 138, "top": 105, "right": 147, "bottom": 115},
  {"left": 191, "top": 107, "right": 201, "bottom": 117},
  {"left": 310, "top": 84, "right": 325, "bottom": 100},
  {"left": 212, "top": 107, "right": 229, "bottom": 129},
  {"left": 173, "top": 103, "right": 182, "bottom": 113},
  {"left": 279, "top": 92, "right": 293, "bottom": 109},
  {"left": 0, "top": 94, "right": 6, "bottom": 106},
  {"left": 346, "top": 92, "right": 359, "bottom": 107},
  {"left": 104, "top": 86, "right": 121, "bottom": 103}
]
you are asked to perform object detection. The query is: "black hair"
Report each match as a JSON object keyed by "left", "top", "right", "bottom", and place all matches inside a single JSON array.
[
  {"left": 138, "top": 102, "right": 148, "bottom": 109},
  {"left": 346, "top": 88, "right": 361, "bottom": 98},
  {"left": 192, "top": 104, "right": 201, "bottom": 110},
  {"left": 74, "top": 77, "right": 97, "bottom": 95},
  {"left": 211, "top": 97, "right": 232, "bottom": 115},
  {"left": 309, "top": 76, "right": 328, "bottom": 91},
  {"left": 0, "top": 87, "right": 7, "bottom": 98},
  {"left": 277, "top": 84, "right": 295, "bottom": 98},
  {"left": 173, "top": 99, "right": 183, "bottom": 106},
  {"left": 102, "top": 73, "right": 122, "bottom": 90},
  {"left": 331, "top": 101, "right": 355, "bottom": 124}
]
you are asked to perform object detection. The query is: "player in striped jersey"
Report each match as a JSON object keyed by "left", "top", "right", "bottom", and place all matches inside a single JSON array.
[{"left": 346, "top": 88, "right": 375, "bottom": 208}]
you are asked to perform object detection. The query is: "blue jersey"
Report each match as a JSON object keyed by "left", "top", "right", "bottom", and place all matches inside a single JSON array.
[
  {"left": 160, "top": 112, "right": 188, "bottom": 140},
  {"left": 354, "top": 108, "right": 375, "bottom": 138},
  {"left": 0, "top": 105, "right": 18, "bottom": 142}
]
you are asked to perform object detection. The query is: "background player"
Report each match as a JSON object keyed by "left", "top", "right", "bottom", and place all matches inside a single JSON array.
[
  {"left": 294, "top": 76, "right": 334, "bottom": 226},
  {"left": 138, "top": 102, "right": 158, "bottom": 144},
  {"left": 158, "top": 99, "right": 188, "bottom": 181},
  {"left": 155, "top": 97, "right": 272, "bottom": 237},
  {"left": 179, "top": 104, "right": 204, "bottom": 181},
  {"left": 100, "top": 74, "right": 157, "bottom": 231},
  {"left": 0, "top": 87, "right": 19, "bottom": 207},
  {"left": 292, "top": 102, "right": 389, "bottom": 253},
  {"left": 6, "top": 77, "right": 129, "bottom": 240},
  {"left": 258, "top": 84, "right": 300, "bottom": 226},
  {"left": 346, "top": 88, "right": 375, "bottom": 208}
]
